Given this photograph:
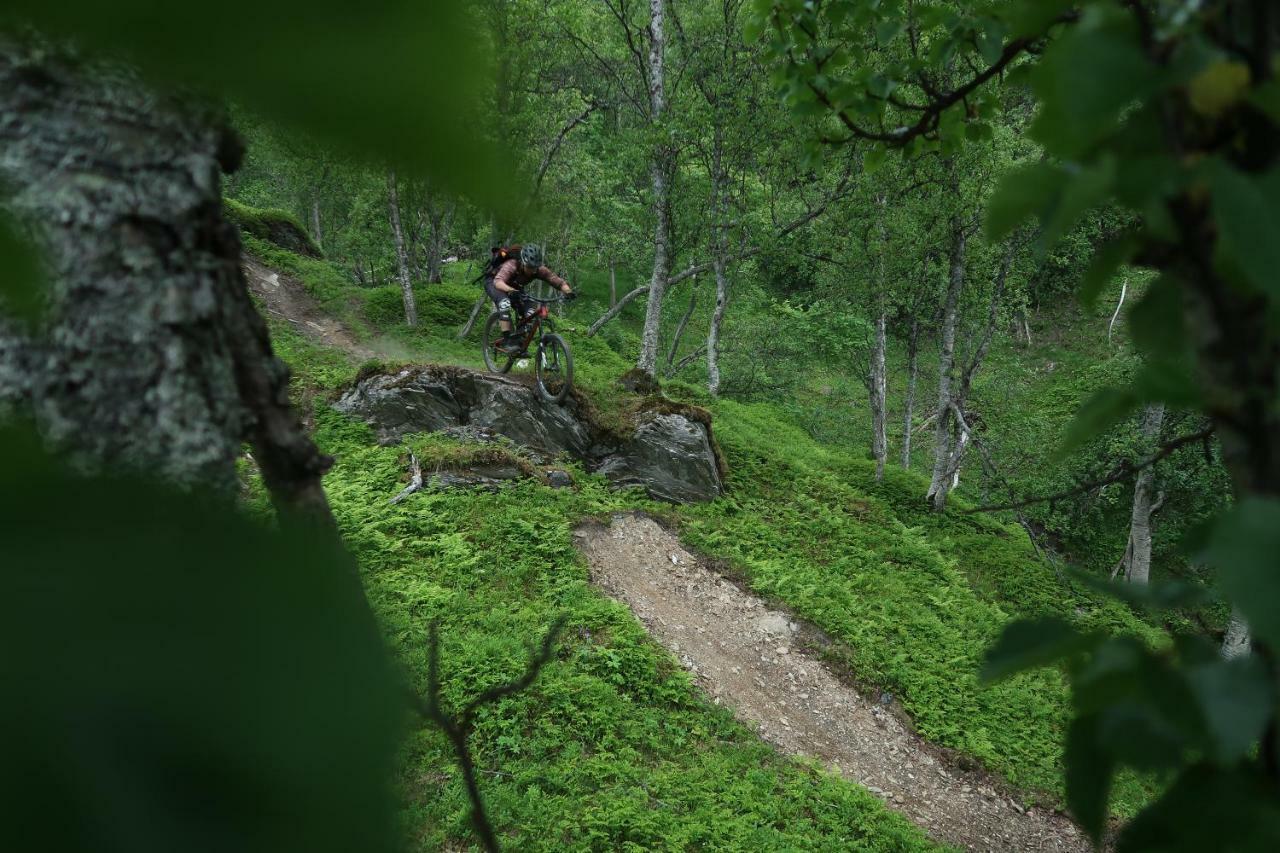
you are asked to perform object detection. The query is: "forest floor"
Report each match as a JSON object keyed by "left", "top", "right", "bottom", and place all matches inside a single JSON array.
[
  {"left": 242, "top": 255, "right": 377, "bottom": 360},
  {"left": 576, "top": 513, "right": 1090, "bottom": 853}
]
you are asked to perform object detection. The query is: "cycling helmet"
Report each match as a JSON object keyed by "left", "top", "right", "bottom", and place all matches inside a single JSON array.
[{"left": 519, "top": 244, "right": 545, "bottom": 269}]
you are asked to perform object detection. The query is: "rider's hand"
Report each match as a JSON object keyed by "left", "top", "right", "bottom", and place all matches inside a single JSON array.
[{"left": 564, "top": 290, "right": 577, "bottom": 301}]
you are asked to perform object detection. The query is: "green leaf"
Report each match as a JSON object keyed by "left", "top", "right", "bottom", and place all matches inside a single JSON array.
[
  {"left": 1128, "top": 275, "right": 1186, "bottom": 360},
  {"left": 1079, "top": 234, "right": 1138, "bottom": 309},
  {"left": 867, "top": 74, "right": 898, "bottom": 99},
  {"left": 1186, "top": 656, "right": 1275, "bottom": 765},
  {"left": 1251, "top": 80, "right": 1280, "bottom": 125},
  {"left": 0, "top": 425, "right": 402, "bottom": 852},
  {"left": 876, "top": 20, "right": 905, "bottom": 45},
  {"left": 985, "top": 162, "right": 1066, "bottom": 241},
  {"left": 964, "top": 121, "right": 994, "bottom": 142},
  {"left": 980, "top": 618, "right": 1100, "bottom": 683},
  {"left": 1030, "top": 11, "right": 1166, "bottom": 158},
  {"left": 1042, "top": 156, "right": 1117, "bottom": 246},
  {"left": 978, "top": 18, "right": 1008, "bottom": 66},
  {"left": 0, "top": 213, "right": 45, "bottom": 324},
  {"left": 1065, "top": 714, "right": 1115, "bottom": 843},
  {"left": 1132, "top": 358, "right": 1202, "bottom": 408},
  {"left": 1069, "top": 569, "right": 1209, "bottom": 613},
  {"left": 1117, "top": 765, "right": 1280, "bottom": 852},
  {"left": 1210, "top": 163, "right": 1280, "bottom": 299},
  {"left": 4, "top": 1, "right": 503, "bottom": 200},
  {"left": 1200, "top": 499, "right": 1280, "bottom": 648},
  {"left": 864, "top": 145, "right": 888, "bottom": 174},
  {"left": 1007, "top": 0, "right": 1075, "bottom": 38},
  {"left": 1059, "top": 387, "right": 1139, "bottom": 456}
]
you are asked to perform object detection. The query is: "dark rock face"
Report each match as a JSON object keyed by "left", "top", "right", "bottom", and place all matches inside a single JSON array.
[
  {"left": 595, "top": 413, "right": 722, "bottom": 504},
  {"left": 333, "top": 367, "right": 723, "bottom": 503}
]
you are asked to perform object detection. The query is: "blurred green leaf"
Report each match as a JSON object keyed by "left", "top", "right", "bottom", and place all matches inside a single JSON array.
[
  {"left": 981, "top": 618, "right": 1100, "bottom": 683},
  {"left": 1200, "top": 499, "right": 1280, "bottom": 648},
  {"left": 1079, "top": 234, "right": 1138, "bottom": 309},
  {"left": 1007, "top": 0, "right": 1075, "bottom": 38},
  {"left": 1070, "top": 569, "right": 1209, "bottom": 613},
  {"left": 1185, "top": 656, "right": 1274, "bottom": 766},
  {"left": 0, "top": 213, "right": 45, "bottom": 323},
  {"left": 1132, "top": 358, "right": 1202, "bottom": 409},
  {"left": 985, "top": 162, "right": 1065, "bottom": 242},
  {"left": 1117, "top": 765, "right": 1280, "bottom": 852},
  {"left": 1043, "top": 156, "right": 1116, "bottom": 246},
  {"left": 0, "top": 425, "right": 402, "bottom": 853},
  {"left": 1029, "top": 11, "right": 1165, "bottom": 158},
  {"left": 1210, "top": 163, "right": 1280, "bottom": 299},
  {"left": 1059, "top": 386, "right": 1139, "bottom": 456},
  {"left": 2, "top": 1, "right": 503, "bottom": 201},
  {"left": 1128, "top": 275, "right": 1186, "bottom": 360},
  {"left": 1065, "top": 714, "right": 1114, "bottom": 842},
  {"left": 1251, "top": 81, "right": 1280, "bottom": 125}
]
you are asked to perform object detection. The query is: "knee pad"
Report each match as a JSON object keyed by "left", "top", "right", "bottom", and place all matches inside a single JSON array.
[{"left": 496, "top": 297, "right": 512, "bottom": 313}]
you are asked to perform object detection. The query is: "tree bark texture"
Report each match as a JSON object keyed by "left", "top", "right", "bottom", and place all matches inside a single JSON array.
[
  {"left": 927, "top": 218, "right": 966, "bottom": 511},
  {"left": 636, "top": 0, "right": 671, "bottom": 377},
  {"left": 1120, "top": 403, "right": 1166, "bottom": 585},
  {"left": 386, "top": 169, "right": 417, "bottom": 326},
  {"left": 901, "top": 318, "right": 919, "bottom": 468},
  {"left": 1222, "top": 608, "right": 1251, "bottom": 659},
  {"left": 0, "top": 47, "right": 335, "bottom": 523}
]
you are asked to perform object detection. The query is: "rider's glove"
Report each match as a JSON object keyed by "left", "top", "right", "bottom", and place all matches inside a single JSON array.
[{"left": 565, "top": 291, "right": 578, "bottom": 301}]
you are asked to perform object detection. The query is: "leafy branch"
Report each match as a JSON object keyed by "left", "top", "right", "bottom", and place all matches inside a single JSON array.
[{"left": 964, "top": 427, "right": 1215, "bottom": 515}]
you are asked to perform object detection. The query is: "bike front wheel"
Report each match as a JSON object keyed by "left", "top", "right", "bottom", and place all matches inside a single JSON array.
[
  {"left": 535, "top": 333, "right": 573, "bottom": 404},
  {"left": 482, "top": 312, "right": 516, "bottom": 374}
]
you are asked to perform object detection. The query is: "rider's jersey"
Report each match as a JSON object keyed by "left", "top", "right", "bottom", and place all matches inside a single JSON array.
[{"left": 490, "top": 258, "right": 568, "bottom": 292}]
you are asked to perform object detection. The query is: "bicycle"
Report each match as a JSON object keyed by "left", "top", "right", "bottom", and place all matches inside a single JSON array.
[{"left": 481, "top": 294, "right": 575, "bottom": 404}]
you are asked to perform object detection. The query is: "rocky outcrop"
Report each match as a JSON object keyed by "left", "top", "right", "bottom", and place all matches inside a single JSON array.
[
  {"left": 333, "top": 366, "right": 723, "bottom": 503},
  {"left": 596, "top": 413, "right": 722, "bottom": 504}
]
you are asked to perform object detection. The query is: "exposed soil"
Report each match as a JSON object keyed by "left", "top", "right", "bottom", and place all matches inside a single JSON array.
[
  {"left": 575, "top": 513, "right": 1090, "bottom": 853},
  {"left": 242, "top": 255, "right": 376, "bottom": 360}
]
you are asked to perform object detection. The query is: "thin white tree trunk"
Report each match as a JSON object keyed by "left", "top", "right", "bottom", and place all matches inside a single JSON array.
[
  {"left": 310, "top": 197, "right": 323, "bottom": 253},
  {"left": 665, "top": 278, "right": 698, "bottom": 374},
  {"left": 609, "top": 259, "right": 617, "bottom": 307},
  {"left": 1108, "top": 278, "right": 1128, "bottom": 346},
  {"left": 1121, "top": 403, "right": 1166, "bottom": 585},
  {"left": 870, "top": 195, "right": 889, "bottom": 480},
  {"left": 927, "top": 219, "right": 966, "bottom": 511},
  {"left": 902, "top": 319, "right": 919, "bottom": 468},
  {"left": 387, "top": 169, "right": 417, "bottom": 327},
  {"left": 1222, "top": 608, "right": 1251, "bottom": 659},
  {"left": 706, "top": 128, "right": 730, "bottom": 397},
  {"left": 636, "top": 0, "right": 670, "bottom": 377}
]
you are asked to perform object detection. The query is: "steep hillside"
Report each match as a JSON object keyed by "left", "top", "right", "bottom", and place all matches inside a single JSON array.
[{"left": 236, "top": 232, "right": 1176, "bottom": 850}]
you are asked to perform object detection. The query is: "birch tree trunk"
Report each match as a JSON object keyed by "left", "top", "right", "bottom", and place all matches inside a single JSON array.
[
  {"left": 636, "top": 0, "right": 671, "bottom": 378},
  {"left": 609, "top": 260, "right": 617, "bottom": 307},
  {"left": 1222, "top": 608, "right": 1251, "bottom": 659},
  {"left": 386, "top": 169, "right": 417, "bottom": 327},
  {"left": 1120, "top": 403, "right": 1166, "bottom": 585},
  {"left": 665, "top": 278, "right": 698, "bottom": 374},
  {"left": 0, "top": 47, "right": 335, "bottom": 523},
  {"left": 869, "top": 195, "right": 889, "bottom": 481},
  {"left": 927, "top": 218, "right": 966, "bottom": 511},
  {"left": 310, "top": 197, "right": 324, "bottom": 254},
  {"left": 902, "top": 319, "right": 919, "bottom": 468},
  {"left": 706, "top": 128, "right": 730, "bottom": 398}
]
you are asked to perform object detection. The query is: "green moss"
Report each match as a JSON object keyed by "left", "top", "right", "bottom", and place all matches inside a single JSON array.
[{"left": 225, "top": 197, "right": 322, "bottom": 258}]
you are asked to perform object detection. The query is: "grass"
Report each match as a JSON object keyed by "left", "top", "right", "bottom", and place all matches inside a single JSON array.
[{"left": 248, "top": 238, "right": 1176, "bottom": 846}]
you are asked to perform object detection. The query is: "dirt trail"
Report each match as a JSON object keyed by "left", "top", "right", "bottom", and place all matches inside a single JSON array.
[
  {"left": 575, "top": 514, "right": 1089, "bottom": 853},
  {"left": 242, "top": 255, "right": 376, "bottom": 360}
]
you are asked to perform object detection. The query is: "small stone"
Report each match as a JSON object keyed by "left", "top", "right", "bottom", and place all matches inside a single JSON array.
[{"left": 777, "top": 646, "right": 789, "bottom": 655}]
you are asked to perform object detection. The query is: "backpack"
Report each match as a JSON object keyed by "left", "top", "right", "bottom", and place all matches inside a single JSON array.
[{"left": 473, "top": 245, "right": 523, "bottom": 284}]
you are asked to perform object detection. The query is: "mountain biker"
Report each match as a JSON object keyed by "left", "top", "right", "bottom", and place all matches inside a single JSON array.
[{"left": 485, "top": 244, "right": 575, "bottom": 354}]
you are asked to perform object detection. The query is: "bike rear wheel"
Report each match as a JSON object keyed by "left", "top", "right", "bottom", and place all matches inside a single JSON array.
[
  {"left": 482, "top": 312, "right": 516, "bottom": 374},
  {"left": 535, "top": 333, "right": 573, "bottom": 404}
]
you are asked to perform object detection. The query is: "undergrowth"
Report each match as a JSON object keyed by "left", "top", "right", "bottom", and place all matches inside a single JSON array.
[{"left": 247, "top": 239, "right": 1174, "bottom": 846}]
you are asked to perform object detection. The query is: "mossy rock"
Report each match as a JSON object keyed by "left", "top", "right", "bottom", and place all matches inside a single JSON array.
[{"left": 225, "top": 198, "right": 323, "bottom": 259}]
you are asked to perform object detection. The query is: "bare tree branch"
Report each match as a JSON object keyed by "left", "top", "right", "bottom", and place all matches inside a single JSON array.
[
  {"left": 410, "top": 617, "right": 568, "bottom": 853},
  {"left": 965, "top": 428, "right": 1214, "bottom": 515}
]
